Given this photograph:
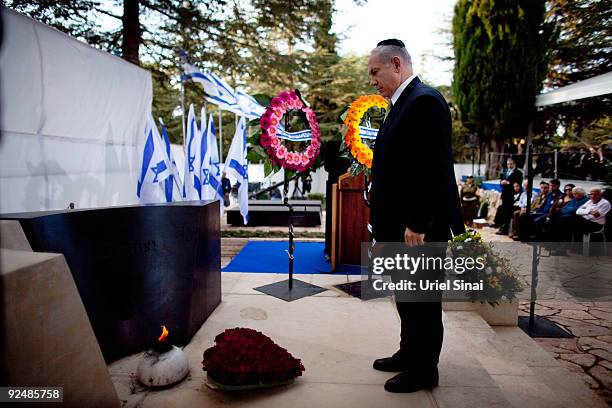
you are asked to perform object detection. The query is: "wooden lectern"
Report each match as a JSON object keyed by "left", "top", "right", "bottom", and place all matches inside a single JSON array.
[{"left": 331, "top": 172, "right": 370, "bottom": 271}]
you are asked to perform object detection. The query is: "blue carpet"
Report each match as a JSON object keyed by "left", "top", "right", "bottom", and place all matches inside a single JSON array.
[{"left": 222, "top": 241, "right": 361, "bottom": 275}]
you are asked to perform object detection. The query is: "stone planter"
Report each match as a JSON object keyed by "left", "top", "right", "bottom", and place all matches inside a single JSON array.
[
  {"left": 477, "top": 299, "right": 519, "bottom": 326},
  {"left": 443, "top": 299, "right": 519, "bottom": 326}
]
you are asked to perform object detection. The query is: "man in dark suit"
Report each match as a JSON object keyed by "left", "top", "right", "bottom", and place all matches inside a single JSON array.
[
  {"left": 496, "top": 158, "right": 523, "bottom": 235},
  {"left": 368, "top": 39, "right": 464, "bottom": 393}
]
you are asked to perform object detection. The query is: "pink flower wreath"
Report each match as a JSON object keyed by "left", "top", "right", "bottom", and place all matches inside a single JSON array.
[{"left": 259, "top": 90, "right": 321, "bottom": 172}]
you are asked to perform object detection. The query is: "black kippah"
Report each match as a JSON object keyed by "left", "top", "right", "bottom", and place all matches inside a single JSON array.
[{"left": 377, "top": 38, "right": 405, "bottom": 48}]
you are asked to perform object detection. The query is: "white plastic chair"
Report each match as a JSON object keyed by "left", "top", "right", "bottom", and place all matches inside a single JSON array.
[{"left": 583, "top": 224, "right": 607, "bottom": 256}]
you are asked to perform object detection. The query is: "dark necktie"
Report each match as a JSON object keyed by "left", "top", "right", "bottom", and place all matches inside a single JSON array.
[{"left": 383, "top": 100, "right": 393, "bottom": 123}]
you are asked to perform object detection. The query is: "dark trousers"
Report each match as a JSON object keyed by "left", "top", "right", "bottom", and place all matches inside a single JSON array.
[
  {"left": 390, "top": 244, "right": 445, "bottom": 370},
  {"left": 395, "top": 300, "right": 443, "bottom": 369},
  {"left": 511, "top": 207, "right": 522, "bottom": 237},
  {"left": 547, "top": 216, "right": 574, "bottom": 242},
  {"left": 498, "top": 197, "right": 514, "bottom": 232},
  {"left": 518, "top": 212, "right": 549, "bottom": 240},
  {"left": 573, "top": 216, "right": 603, "bottom": 240}
]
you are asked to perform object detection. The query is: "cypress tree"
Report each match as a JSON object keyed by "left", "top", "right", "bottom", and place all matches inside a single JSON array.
[{"left": 452, "top": 0, "right": 554, "bottom": 162}]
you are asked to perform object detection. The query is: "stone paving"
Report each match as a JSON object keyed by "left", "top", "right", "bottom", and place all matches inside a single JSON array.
[
  {"left": 519, "top": 300, "right": 612, "bottom": 404},
  {"left": 479, "top": 225, "right": 612, "bottom": 405}
]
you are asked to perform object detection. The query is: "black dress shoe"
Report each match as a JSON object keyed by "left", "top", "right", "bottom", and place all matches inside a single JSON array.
[
  {"left": 373, "top": 353, "right": 408, "bottom": 372},
  {"left": 384, "top": 369, "right": 439, "bottom": 393}
]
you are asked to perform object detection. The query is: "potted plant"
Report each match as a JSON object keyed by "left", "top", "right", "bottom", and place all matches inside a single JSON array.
[{"left": 447, "top": 228, "right": 524, "bottom": 325}]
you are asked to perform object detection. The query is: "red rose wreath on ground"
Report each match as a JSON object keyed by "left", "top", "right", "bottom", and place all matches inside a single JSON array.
[{"left": 203, "top": 327, "right": 305, "bottom": 387}]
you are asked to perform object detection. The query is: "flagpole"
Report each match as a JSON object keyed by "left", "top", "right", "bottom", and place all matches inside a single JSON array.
[
  {"left": 218, "top": 108, "right": 223, "bottom": 164},
  {"left": 181, "top": 81, "right": 186, "bottom": 152},
  {"left": 160, "top": 117, "right": 184, "bottom": 198}
]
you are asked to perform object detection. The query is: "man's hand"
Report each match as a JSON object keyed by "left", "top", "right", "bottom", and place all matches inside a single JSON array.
[
  {"left": 501, "top": 180, "right": 509, "bottom": 185},
  {"left": 404, "top": 227, "right": 425, "bottom": 246}
]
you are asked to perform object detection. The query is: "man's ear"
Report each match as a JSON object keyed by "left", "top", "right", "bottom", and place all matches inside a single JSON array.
[{"left": 393, "top": 56, "right": 401, "bottom": 71}]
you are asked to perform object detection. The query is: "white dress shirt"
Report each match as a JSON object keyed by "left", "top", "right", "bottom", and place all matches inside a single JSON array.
[
  {"left": 391, "top": 74, "right": 418, "bottom": 106},
  {"left": 518, "top": 191, "right": 536, "bottom": 209},
  {"left": 576, "top": 198, "right": 611, "bottom": 225}
]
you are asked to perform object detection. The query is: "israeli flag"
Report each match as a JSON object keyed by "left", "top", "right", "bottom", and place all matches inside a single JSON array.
[
  {"left": 276, "top": 122, "right": 313, "bottom": 141},
  {"left": 201, "top": 113, "right": 224, "bottom": 202},
  {"left": 183, "top": 104, "right": 202, "bottom": 200},
  {"left": 359, "top": 126, "right": 379, "bottom": 140},
  {"left": 181, "top": 63, "right": 218, "bottom": 96},
  {"left": 181, "top": 63, "right": 242, "bottom": 115},
  {"left": 137, "top": 113, "right": 173, "bottom": 203},
  {"left": 236, "top": 90, "right": 265, "bottom": 120},
  {"left": 208, "top": 73, "right": 242, "bottom": 115},
  {"left": 182, "top": 62, "right": 264, "bottom": 119},
  {"left": 224, "top": 117, "right": 249, "bottom": 224},
  {"left": 159, "top": 117, "right": 183, "bottom": 202}
]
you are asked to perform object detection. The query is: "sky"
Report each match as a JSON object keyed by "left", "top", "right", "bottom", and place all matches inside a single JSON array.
[{"left": 332, "top": 0, "right": 457, "bottom": 86}]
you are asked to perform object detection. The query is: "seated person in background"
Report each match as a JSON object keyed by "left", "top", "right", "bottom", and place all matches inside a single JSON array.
[
  {"left": 511, "top": 181, "right": 533, "bottom": 240},
  {"left": 573, "top": 187, "right": 611, "bottom": 240},
  {"left": 547, "top": 186, "right": 588, "bottom": 242},
  {"left": 548, "top": 183, "right": 575, "bottom": 220},
  {"left": 516, "top": 181, "right": 549, "bottom": 240},
  {"left": 512, "top": 182, "right": 522, "bottom": 211},
  {"left": 559, "top": 187, "right": 589, "bottom": 219},
  {"left": 559, "top": 183, "right": 575, "bottom": 207},
  {"left": 533, "top": 179, "right": 562, "bottom": 227},
  {"left": 531, "top": 181, "right": 549, "bottom": 211},
  {"left": 460, "top": 175, "right": 479, "bottom": 227}
]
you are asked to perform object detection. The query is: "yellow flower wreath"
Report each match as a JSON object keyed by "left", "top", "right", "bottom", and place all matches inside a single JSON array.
[{"left": 343, "top": 94, "right": 388, "bottom": 169}]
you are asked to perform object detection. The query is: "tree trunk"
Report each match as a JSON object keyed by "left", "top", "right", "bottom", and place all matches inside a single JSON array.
[{"left": 122, "top": 0, "right": 141, "bottom": 65}]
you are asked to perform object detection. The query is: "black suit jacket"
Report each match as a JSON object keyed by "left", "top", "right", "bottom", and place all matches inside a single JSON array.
[
  {"left": 370, "top": 77, "right": 464, "bottom": 242},
  {"left": 499, "top": 168, "right": 523, "bottom": 201}
]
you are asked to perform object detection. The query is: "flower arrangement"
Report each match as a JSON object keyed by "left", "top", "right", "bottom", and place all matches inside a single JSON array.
[
  {"left": 259, "top": 90, "right": 321, "bottom": 173},
  {"left": 342, "top": 94, "right": 388, "bottom": 173},
  {"left": 450, "top": 228, "right": 524, "bottom": 306},
  {"left": 203, "top": 327, "right": 305, "bottom": 389}
]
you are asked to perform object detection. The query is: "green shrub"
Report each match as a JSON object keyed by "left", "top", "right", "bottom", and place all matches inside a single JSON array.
[{"left": 307, "top": 193, "right": 325, "bottom": 204}]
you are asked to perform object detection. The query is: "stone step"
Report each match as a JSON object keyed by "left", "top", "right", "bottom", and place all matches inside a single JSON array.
[
  {"left": 437, "top": 311, "right": 513, "bottom": 407},
  {"left": 444, "top": 310, "right": 606, "bottom": 407}
]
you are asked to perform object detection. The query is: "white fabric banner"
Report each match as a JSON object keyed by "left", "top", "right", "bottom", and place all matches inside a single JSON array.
[{"left": 0, "top": 8, "right": 152, "bottom": 213}]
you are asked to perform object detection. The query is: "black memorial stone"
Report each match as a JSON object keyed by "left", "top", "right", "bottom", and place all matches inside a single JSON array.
[{"left": 1, "top": 201, "right": 221, "bottom": 362}]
